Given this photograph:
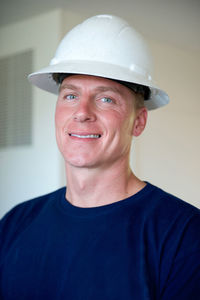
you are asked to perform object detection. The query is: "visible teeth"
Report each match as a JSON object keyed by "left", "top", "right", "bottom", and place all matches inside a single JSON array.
[{"left": 70, "top": 134, "right": 101, "bottom": 138}]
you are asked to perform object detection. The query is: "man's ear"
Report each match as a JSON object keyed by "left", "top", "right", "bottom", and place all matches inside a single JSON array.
[{"left": 132, "top": 107, "right": 148, "bottom": 137}]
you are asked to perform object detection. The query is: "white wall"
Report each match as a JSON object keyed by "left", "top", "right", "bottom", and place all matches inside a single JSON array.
[{"left": 0, "top": 10, "right": 64, "bottom": 218}]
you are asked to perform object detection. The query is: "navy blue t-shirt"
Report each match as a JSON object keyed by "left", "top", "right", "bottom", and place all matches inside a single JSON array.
[{"left": 0, "top": 182, "right": 200, "bottom": 299}]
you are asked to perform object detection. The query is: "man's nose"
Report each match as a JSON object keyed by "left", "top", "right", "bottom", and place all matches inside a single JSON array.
[{"left": 73, "top": 100, "right": 96, "bottom": 122}]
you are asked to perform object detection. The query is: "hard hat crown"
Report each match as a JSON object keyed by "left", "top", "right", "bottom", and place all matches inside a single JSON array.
[
  {"left": 28, "top": 14, "right": 169, "bottom": 110},
  {"left": 51, "top": 15, "right": 152, "bottom": 80}
]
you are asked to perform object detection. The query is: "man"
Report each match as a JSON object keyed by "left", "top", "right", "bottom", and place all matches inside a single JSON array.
[{"left": 0, "top": 15, "right": 200, "bottom": 300}]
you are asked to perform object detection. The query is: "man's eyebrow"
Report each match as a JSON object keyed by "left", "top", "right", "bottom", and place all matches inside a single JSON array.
[
  {"left": 59, "top": 84, "right": 81, "bottom": 92},
  {"left": 94, "top": 86, "right": 124, "bottom": 95}
]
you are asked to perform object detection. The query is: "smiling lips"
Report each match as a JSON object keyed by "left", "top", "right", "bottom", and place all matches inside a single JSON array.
[{"left": 69, "top": 133, "right": 101, "bottom": 139}]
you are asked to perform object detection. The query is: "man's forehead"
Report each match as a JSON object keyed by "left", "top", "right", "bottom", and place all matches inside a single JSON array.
[
  {"left": 62, "top": 74, "right": 119, "bottom": 86},
  {"left": 60, "top": 74, "right": 133, "bottom": 96}
]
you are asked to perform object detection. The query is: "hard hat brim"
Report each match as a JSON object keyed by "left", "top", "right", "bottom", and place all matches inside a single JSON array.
[{"left": 28, "top": 60, "right": 169, "bottom": 110}]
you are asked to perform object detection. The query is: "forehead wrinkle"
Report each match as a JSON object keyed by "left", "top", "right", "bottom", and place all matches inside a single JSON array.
[{"left": 59, "top": 82, "right": 125, "bottom": 97}]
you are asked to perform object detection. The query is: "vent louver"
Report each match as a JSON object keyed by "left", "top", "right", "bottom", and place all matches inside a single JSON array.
[{"left": 0, "top": 50, "right": 33, "bottom": 148}]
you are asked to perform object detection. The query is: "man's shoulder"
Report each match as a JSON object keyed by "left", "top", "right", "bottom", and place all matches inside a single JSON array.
[
  {"left": 0, "top": 187, "right": 66, "bottom": 239},
  {"left": 139, "top": 183, "right": 200, "bottom": 240},
  {"left": 147, "top": 183, "right": 200, "bottom": 236},
  {"left": 2, "top": 187, "right": 65, "bottom": 219},
  {"left": 145, "top": 182, "right": 199, "bottom": 216}
]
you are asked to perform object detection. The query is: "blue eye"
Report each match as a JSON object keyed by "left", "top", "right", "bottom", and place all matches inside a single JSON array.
[
  {"left": 101, "top": 97, "right": 113, "bottom": 103},
  {"left": 66, "top": 94, "right": 77, "bottom": 100}
]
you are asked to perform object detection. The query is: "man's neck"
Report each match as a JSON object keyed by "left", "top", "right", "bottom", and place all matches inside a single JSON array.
[{"left": 65, "top": 161, "right": 146, "bottom": 208}]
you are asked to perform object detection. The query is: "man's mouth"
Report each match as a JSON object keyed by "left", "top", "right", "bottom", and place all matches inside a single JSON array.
[{"left": 69, "top": 133, "right": 101, "bottom": 139}]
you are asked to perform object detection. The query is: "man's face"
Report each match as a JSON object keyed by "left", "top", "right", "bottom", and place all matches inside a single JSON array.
[{"left": 55, "top": 75, "right": 143, "bottom": 169}]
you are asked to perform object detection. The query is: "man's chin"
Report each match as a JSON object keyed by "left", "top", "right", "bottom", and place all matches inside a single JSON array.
[{"left": 64, "top": 156, "right": 99, "bottom": 169}]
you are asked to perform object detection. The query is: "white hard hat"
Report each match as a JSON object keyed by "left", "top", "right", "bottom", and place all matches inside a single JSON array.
[{"left": 28, "top": 14, "right": 169, "bottom": 110}]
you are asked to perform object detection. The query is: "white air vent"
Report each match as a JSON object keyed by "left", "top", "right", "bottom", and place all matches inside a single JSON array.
[{"left": 0, "top": 50, "right": 33, "bottom": 148}]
